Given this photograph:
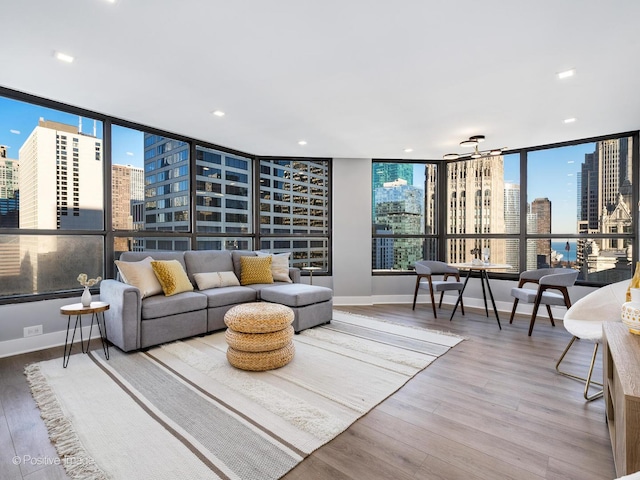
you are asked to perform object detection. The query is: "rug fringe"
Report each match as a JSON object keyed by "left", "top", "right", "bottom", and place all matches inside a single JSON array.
[{"left": 24, "top": 362, "right": 109, "bottom": 480}]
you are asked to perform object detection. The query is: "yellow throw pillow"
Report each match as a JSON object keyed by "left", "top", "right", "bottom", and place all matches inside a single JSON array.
[
  {"left": 115, "top": 256, "right": 163, "bottom": 299},
  {"left": 240, "top": 256, "right": 274, "bottom": 285},
  {"left": 150, "top": 260, "right": 194, "bottom": 296}
]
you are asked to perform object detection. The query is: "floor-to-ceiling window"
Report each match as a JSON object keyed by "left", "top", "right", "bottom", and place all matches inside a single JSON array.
[
  {"left": 372, "top": 132, "right": 637, "bottom": 285},
  {"left": 259, "top": 158, "right": 331, "bottom": 272},
  {"left": 526, "top": 136, "right": 635, "bottom": 282},
  {"left": 0, "top": 89, "right": 332, "bottom": 303},
  {"left": 0, "top": 95, "right": 104, "bottom": 297},
  {"left": 371, "top": 162, "right": 438, "bottom": 271},
  {"left": 445, "top": 153, "right": 520, "bottom": 274}
]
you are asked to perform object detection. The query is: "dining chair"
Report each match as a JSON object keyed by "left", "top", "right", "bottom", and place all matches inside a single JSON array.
[
  {"left": 555, "top": 279, "right": 628, "bottom": 401},
  {"left": 509, "top": 268, "right": 579, "bottom": 336},
  {"left": 412, "top": 261, "right": 464, "bottom": 318}
]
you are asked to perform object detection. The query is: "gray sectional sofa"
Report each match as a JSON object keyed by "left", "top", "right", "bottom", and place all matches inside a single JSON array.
[{"left": 99, "top": 250, "right": 333, "bottom": 352}]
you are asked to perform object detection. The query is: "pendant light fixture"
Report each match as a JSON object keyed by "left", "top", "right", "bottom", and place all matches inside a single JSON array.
[{"left": 443, "top": 135, "right": 506, "bottom": 160}]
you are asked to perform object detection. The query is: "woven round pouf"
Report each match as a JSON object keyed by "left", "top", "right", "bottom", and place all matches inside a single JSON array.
[
  {"left": 227, "top": 342, "right": 295, "bottom": 372},
  {"left": 225, "top": 325, "right": 294, "bottom": 352},
  {"left": 224, "top": 302, "right": 295, "bottom": 371},
  {"left": 224, "top": 302, "right": 294, "bottom": 333}
]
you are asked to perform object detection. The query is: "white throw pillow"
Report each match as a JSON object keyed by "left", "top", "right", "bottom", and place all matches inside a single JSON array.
[
  {"left": 114, "top": 256, "right": 163, "bottom": 298},
  {"left": 255, "top": 252, "right": 292, "bottom": 283},
  {"left": 193, "top": 271, "right": 240, "bottom": 290}
]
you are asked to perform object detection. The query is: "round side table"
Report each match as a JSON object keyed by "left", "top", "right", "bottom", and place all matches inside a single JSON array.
[
  {"left": 301, "top": 266, "right": 321, "bottom": 285},
  {"left": 60, "top": 302, "right": 110, "bottom": 368}
]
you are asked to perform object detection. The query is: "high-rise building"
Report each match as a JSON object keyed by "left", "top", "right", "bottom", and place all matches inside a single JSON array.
[
  {"left": 443, "top": 157, "right": 506, "bottom": 265},
  {"left": 0, "top": 146, "right": 19, "bottom": 229},
  {"left": 19, "top": 119, "right": 103, "bottom": 230},
  {"left": 504, "top": 182, "right": 520, "bottom": 270},
  {"left": 112, "top": 164, "right": 144, "bottom": 252},
  {"left": 258, "top": 159, "right": 330, "bottom": 268},
  {"left": 576, "top": 138, "right": 633, "bottom": 280},
  {"left": 530, "top": 197, "right": 551, "bottom": 268},
  {"left": 600, "top": 138, "right": 632, "bottom": 212},
  {"left": 373, "top": 179, "right": 424, "bottom": 269},
  {"left": 372, "top": 163, "right": 413, "bottom": 190},
  {"left": 580, "top": 151, "right": 599, "bottom": 230},
  {"left": 0, "top": 145, "right": 19, "bottom": 200}
]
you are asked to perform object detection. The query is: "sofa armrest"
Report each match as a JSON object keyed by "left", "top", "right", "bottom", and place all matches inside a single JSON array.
[
  {"left": 289, "top": 267, "right": 301, "bottom": 283},
  {"left": 99, "top": 279, "right": 142, "bottom": 352}
]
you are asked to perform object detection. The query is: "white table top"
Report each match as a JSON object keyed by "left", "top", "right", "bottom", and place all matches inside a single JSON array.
[
  {"left": 60, "top": 301, "right": 110, "bottom": 314},
  {"left": 449, "top": 263, "right": 512, "bottom": 271}
]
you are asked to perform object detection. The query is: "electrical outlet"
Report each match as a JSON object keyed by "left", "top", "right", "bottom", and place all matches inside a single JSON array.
[{"left": 23, "top": 325, "right": 43, "bottom": 337}]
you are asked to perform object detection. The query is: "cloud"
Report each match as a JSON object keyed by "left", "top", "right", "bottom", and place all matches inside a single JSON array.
[
  {"left": 10, "top": 129, "right": 20, "bottom": 135},
  {"left": 567, "top": 160, "right": 574, "bottom": 164},
  {"left": 126, "top": 152, "right": 134, "bottom": 156}
]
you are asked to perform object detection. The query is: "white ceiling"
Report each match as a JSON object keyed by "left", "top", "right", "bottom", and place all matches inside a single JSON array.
[{"left": 2, "top": 0, "right": 639, "bottom": 159}]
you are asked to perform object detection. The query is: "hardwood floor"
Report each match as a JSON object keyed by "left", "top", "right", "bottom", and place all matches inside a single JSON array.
[{"left": 0, "top": 304, "right": 616, "bottom": 479}]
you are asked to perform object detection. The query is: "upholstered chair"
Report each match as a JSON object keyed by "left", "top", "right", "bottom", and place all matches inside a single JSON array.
[
  {"left": 412, "top": 261, "right": 464, "bottom": 319},
  {"left": 509, "top": 268, "right": 579, "bottom": 336}
]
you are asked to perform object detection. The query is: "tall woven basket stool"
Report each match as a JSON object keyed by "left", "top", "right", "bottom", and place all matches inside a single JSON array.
[{"left": 224, "top": 302, "right": 295, "bottom": 371}]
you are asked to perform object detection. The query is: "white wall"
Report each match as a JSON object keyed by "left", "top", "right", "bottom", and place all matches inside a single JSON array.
[
  {"left": 331, "top": 158, "right": 373, "bottom": 304},
  {"left": 0, "top": 157, "right": 600, "bottom": 357}
]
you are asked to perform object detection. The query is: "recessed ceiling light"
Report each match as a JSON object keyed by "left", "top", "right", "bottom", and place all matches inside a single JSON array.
[
  {"left": 298, "top": 140, "right": 307, "bottom": 146},
  {"left": 54, "top": 51, "right": 74, "bottom": 63},
  {"left": 558, "top": 69, "right": 575, "bottom": 79},
  {"left": 404, "top": 148, "right": 413, "bottom": 153},
  {"left": 211, "top": 110, "right": 225, "bottom": 117},
  {"left": 564, "top": 118, "right": 577, "bottom": 124}
]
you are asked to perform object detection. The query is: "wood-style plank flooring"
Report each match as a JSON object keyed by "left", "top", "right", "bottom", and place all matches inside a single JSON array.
[{"left": 0, "top": 304, "right": 616, "bottom": 480}]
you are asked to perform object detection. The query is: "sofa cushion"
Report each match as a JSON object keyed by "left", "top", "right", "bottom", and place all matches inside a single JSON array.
[
  {"left": 184, "top": 250, "right": 234, "bottom": 284},
  {"left": 231, "top": 250, "right": 257, "bottom": 278},
  {"left": 151, "top": 260, "right": 194, "bottom": 296},
  {"left": 193, "top": 271, "right": 240, "bottom": 290},
  {"left": 261, "top": 284, "right": 333, "bottom": 307},
  {"left": 199, "top": 285, "right": 257, "bottom": 308},
  {"left": 115, "top": 256, "right": 163, "bottom": 299},
  {"left": 240, "top": 256, "right": 274, "bottom": 285},
  {"left": 244, "top": 282, "right": 292, "bottom": 300},
  {"left": 141, "top": 291, "right": 207, "bottom": 320},
  {"left": 255, "top": 252, "right": 293, "bottom": 283}
]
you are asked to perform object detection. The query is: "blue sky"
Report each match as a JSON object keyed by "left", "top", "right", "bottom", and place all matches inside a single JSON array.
[{"left": 0, "top": 96, "right": 144, "bottom": 168}]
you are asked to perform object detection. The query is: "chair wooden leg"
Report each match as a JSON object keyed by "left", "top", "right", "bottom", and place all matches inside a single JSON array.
[
  {"left": 545, "top": 304, "right": 555, "bottom": 327},
  {"left": 459, "top": 295, "right": 465, "bottom": 316},
  {"left": 528, "top": 291, "right": 544, "bottom": 336},
  {"left": 438, "top": 291, "right": 444, "bottom": 308},
  {"left": 509, "top": 299, "right": 519, "bottom": 324},
  {"left": 555, "top": 337, "right": 603, "bottom": 401},
  {"left": 430, "top": 288, "right": 437, "bottom": 318}
]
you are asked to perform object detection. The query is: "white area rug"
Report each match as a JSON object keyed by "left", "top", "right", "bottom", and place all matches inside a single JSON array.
[{"left": 26, "top": 310, "right": 463, "bottom": 480}]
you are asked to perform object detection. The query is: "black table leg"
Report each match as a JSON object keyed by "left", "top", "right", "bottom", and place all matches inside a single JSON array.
[
  {"left": 450, "top": 269, "right": 472, "bottom": 321},
  {"left": 63, "top": 314, "right": 83, "bottom": 368},
  {"left": 482, "top": 270, "right": 502, "bottom": 330},
  {"left": 480, "top": 271, "right": 489, "bottom": 317},
  {"left": 87, "top": 312, "right": 110, "bottom": 360}
]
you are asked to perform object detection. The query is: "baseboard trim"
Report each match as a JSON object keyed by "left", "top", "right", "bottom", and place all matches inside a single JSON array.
[{"left": 0, "top": 326, "right": 102, "bottom": 359}]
